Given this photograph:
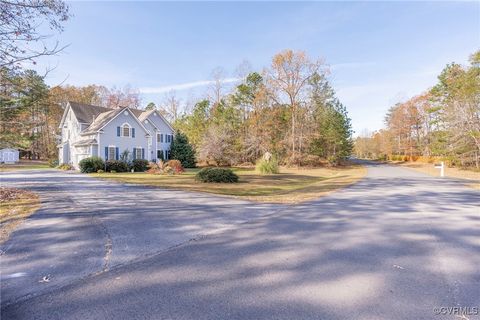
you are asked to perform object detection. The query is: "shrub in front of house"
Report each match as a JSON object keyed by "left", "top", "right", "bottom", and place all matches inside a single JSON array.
[
  {"left": 79, "top": 156, "right": 105, "bottom": 173},
  {"left": 166, "top": 159, "right": 184, "bottom": 174},
  {"left": 195, "top": 168, "right": 239, "bottom": 183},
  {"left": 131, "top": 159, "right": 149, "bottom": 172},
  {"left": 146, "top": 161, "right": 175, "bottom": 175},
  {"left": 105, "top": 160, "right": 128, "bottom": 173},
  {"left": 256, "top": 156, "right": 279, "bottom": 174}
]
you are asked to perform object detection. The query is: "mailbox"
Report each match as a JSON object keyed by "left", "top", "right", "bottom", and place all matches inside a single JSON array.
[{"left": 434, "top": 161, "right": 445, "bottom": 177}]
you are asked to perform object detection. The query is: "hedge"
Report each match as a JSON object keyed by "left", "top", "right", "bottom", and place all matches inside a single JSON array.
[
  {"left": 105, "top": 160, "right": 129, "bottom": 172},
  {"left": 131, "top": 159, "right": 149, "bottom": 172}
]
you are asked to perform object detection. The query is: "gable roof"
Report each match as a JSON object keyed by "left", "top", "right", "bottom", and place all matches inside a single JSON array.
[
  {"left": 69, "top": 102, "right": 112, "bottom": 124},
  {"left": 138, "top": 112, "right": 160, "bottom": 131},
  {"left": 130, "top": 108, "right": 143, "bottom": 118},
  {"left": 131, "top": 109, "right": 159, "bottom": 125},
  {"left": 81, "top": 107, "right": 152, "bottom": 136},
  {"left": 81, "top": 108, "right": 120, "bottom": 135},
  {"left": 61, "top": 101, "right": 173, "bottom": 136},
  {"left": 144, "top": 110, "right": 175, "bottom": 132},
  {"left": 138, "top": 109, "right": 154, "bottom": 122},
  {"left": 130, "top": 109, "right": 174, "bottom": 132}
]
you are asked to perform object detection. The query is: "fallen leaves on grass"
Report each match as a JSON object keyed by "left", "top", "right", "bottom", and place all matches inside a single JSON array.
[
  {"left": 0, "top": 187, "right": 33, "bottom": 203},
  {"left": 0, "top": 188, "right": 40, "bottom": 244}
]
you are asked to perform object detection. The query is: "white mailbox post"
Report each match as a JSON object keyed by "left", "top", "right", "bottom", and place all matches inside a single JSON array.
[{"left": 434, "top": 161, "right": 445, "bottom": 177}]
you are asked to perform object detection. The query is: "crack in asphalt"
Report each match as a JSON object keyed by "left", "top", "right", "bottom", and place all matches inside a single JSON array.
[
  {"left": 0, "top": 172, "right": 296, "bottom": 308},
  {"left": 92, "top": 215, "right": 113, "bottom": 273}
]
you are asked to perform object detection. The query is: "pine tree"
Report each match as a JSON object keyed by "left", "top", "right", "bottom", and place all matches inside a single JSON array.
[{"left": 170, "top": 132, "right": 196, "bottom": 168}]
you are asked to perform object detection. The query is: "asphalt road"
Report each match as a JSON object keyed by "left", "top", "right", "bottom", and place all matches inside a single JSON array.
[{"left": 1, "top": 163, "right": 479, "bottom": 319}]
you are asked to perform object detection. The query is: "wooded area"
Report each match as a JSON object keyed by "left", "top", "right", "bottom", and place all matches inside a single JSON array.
[
  {"left": 175, "top": 50, "right": 353, "bottom": 166},
  {"left": 355, "top": 50, "right": 480, "bottom": 169}
]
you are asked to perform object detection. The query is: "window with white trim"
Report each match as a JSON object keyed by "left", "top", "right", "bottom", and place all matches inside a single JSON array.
[
  {"left": 122, "top": 124, "right": 130, "bottom": 137},
  {"left": 157, "top": 133, "right": 161, "bottom": 143},
  {"left": 135, "top": 148, "right": 142, "bottom": 160},
  {"left": 108, "top": 146, "right": 115, "bottom": 160}
]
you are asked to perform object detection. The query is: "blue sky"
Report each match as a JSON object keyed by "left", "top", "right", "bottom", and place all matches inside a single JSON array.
[{"left": 37, "top": 1, "right": 479, "bottom": 135}]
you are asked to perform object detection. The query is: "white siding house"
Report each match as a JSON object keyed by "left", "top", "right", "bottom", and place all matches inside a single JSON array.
[{"left": 58, "top": 102, "right": 174, "bottom": 169}]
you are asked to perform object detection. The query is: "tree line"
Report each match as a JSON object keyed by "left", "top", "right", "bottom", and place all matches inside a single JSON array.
[
  {"left": 174, "top": 50, "right": 353, "bottom": 166},
  {"left": 355, "top": 50, "right": 480, "bottom": 169}
]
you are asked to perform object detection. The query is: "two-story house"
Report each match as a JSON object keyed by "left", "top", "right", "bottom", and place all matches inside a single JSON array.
[{"left": 58, "top": 101, "right": 174, "bottom": 168}]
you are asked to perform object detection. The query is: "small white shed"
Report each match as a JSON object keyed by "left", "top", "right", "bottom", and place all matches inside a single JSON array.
[{"left": 0, "top": 148, "right": 20, "bottom": 164}]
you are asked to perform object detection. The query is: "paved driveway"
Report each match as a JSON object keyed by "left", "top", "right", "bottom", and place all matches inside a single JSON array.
[
  {"left": 0, "top": 170, "right": 281, "bottom": 305},
  {"left": 1, "top": 164, "right": 479, "bottom": 319}
]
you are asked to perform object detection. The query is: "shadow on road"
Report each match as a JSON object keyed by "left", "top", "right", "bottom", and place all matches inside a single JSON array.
[{"left": 1, "top": 166, "right": 479, "bottom": 319}]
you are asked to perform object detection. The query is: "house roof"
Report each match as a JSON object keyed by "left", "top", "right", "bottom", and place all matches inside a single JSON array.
[
  {"left": 81, "top": 108, "right": 122, "bottom": 135},
  {"left": 72, "top": 138, "right": 98, "bottom": 146},
  {"left": 63, "top": 101, "right": 171, "bottom": 136},
  {"left": 136, "top": 110, "right": 161, "bottom": 130},
  {"left": 69, "top": 101, "right": 112, "bottom": 124},
  {"left": 130, "top": 108, "right": 143, "bottom": 117},
  {"left": 131, "top": 109, "right": 156, "bottom": 125},
  {"left": 80, "top": 107, "right": 152, "bottom": 137},
  {"left": 139, "top": 109, "right": 175, "bottom": 132}
]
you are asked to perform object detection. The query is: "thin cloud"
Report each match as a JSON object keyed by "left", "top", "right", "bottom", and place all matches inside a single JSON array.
[
  {"left": 330, "top": 61, "right": 377, "bottom": 70},
  {"left": 140, "top": 78, "right": 241, "bottom": 94}
]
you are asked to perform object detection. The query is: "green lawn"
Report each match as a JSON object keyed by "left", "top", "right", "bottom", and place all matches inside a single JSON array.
[
  {"left": 90, "top": 165, "right": 366, "bottom": 203},
  {"left": 0, "top": 161, "right": 51, "bottom": 172}
]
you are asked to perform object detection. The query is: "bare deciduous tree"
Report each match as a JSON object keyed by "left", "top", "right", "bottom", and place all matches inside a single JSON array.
[
  {"left": 265, "top": 49, "right": 326, "bottom": 158},
  {"left": 234, "top": 60, "right": 252, "bottom": 80},
  {"left": 104, "top": 85, "right": 141, "bottom": 109},
  {"left": 208, "top": 67, "right": 227, "bottom": 107},
  {"left": 0, "top": 0, "right": 70, "bottom": 68},
  {"left": 161, "top": 90, "right": 181, "bottom": 122}
]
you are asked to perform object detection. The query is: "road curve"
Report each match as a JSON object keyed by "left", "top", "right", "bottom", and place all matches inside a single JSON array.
[{"left": 1, "top": 163, "right": 479, "bottom": 320}]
